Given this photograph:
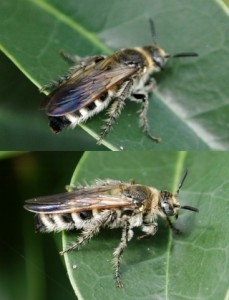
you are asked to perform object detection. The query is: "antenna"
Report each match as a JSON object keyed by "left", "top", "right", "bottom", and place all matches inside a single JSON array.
[
  {"left": 176, "top": 169, "right": 188, "bottom": 194},
  {"left": 173, "top": 52, "right": 198, "bottom": 58},
  {"left": 177, "top": 169, "right": 199, "bottom": 213},
  {"left": 181, "top": 205, "right": 199, "bottom": 212},
  {"left": 149, "top": 18, "right": 157, "bottom": 45}
]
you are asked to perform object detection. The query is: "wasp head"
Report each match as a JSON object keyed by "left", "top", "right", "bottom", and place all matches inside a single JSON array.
[
  {"left": 151, "top": 46, "right": 170, "bottom": 71},
  {"left": 147, "top": 18, "right": 198, "bottom": 72},
  {"left": 159, "top": 191, "right": 180, "bottom": 217},
  {"left": 159, "top": 170, "right": 199, "bottom": 218}
]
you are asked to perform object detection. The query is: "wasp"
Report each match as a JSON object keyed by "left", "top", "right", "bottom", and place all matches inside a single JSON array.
[
  {"left": 24, "top": 169, "right": 198, "bottom": 288},
  {"left": 41, "top": 19, "right": 198, "bottom": 144}
]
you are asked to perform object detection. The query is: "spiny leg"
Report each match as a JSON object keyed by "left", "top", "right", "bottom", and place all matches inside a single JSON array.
[
  {"left": 140, "top": 94, "right": 161, "bottom": 142},
  {"left": 40, "top": 63, "right": 96, "bottom": 93},
  {"left": 97, "top": 99, "right": 125, "bottom": 145},
  {"left": 113, "top": 223, "right": 133, "bottom": 288},
  {"left": 60, "top": 49, "right": 106, "bottom": 66},
  {"left": 66, "top": 179, "right": 123, "bottom": 192},
  {"left": 60, "top": 211, "right": 112, "bottom": 255},
  {"left": 131, "top": 92, "right": 161, "bottom": 142},
  {"left": 59, "top": 49, "right": 82, "bottom": 64},
  {"left": 97, "top": 80, "right": 133, "bottom": 145},
  {"left": 41, "top": 52, "right": 106, "bottom": 93},
  {"left": 40, "top": 74, "right": 70, "bottom": 93}
]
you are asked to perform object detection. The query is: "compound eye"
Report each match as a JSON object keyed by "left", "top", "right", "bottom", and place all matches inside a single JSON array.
[
  {"left": 161, "top": 202, "right": 174, "bottom": 216},
  {"left": 152, "top": 48, "right": 165, "bottom": 69},
  {"left": 153, "top": 55, "right": 164, "bottom": 68}
]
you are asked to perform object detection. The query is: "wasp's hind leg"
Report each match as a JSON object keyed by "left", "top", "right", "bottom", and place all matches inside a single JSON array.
[
  {"left": 40, "top": 50, "right": 79, "bottom": 92},
  {"left": 60, "top": 49, "right": 106, "bottom": 66},
  {"left": 59, "top": 49, "right": 82, "bottom": 64},
  {"left": 40, "top": 74, "right": 71, "bottom": 93},
  {"left": 60, "top": 210, "right": 112, "bottom": 255},
  {"left": 41, "top": 52, "right": 106, "bottom": 93},
  {"left": 113, "top": 222, "right": 133, "bottom": 288},
  {"left": 97, "top": 80, "right": 133, "bottom": 144}
]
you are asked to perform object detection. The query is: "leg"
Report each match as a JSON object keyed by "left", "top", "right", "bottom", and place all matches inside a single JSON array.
[
  {"left": 130, "top": 92, "right": 161, "bottom": 142},
  {"left": 59, "top": 49, "right": 82, "bottom": 64},
  {"left": 60, "top": 210, "right": 112, "bottom": 255},
  {"left": 144, "top": 78, "right": 157, "bottom": 94},
  {"left": 113, "top": 223, "right": 133, "bottom": 288},
  {"left": 137, "top": 222, "right": 158, "bottom": 240},
  {"left": 40, "top": 74, "right": 70, "bottom": 93},
  {"left": 66, "top": 179, "right": 123, "bottom": 192},
  {"left": 97, "top": 80, "right": 133, "bottom": 144},
  {"left": 166, "top": 216, "right": 181, "bottom": 234},
  {"left": 60, "top": 49, "right": 106, "bottom": 65},
  {"left": 41, "top": 52, "right": 106, "bottom": 93}
]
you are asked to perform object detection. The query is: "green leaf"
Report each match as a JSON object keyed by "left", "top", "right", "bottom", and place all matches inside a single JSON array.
[
  {"left": 1, "top": 0, "right": 229, "bottom": 149},
  {"left": 62, "top": 152, "right": 229, "bottom": 299},
  {"left": 222, "top": 0, "right": 229, "bottom": 8}
]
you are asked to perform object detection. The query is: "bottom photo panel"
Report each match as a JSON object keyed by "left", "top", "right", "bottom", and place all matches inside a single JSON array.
[{"left": 0, "top": 151, "right": 228, "bottom": 300}]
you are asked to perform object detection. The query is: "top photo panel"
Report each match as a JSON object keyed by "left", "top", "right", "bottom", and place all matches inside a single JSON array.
[{"left": 1, "top": 0, "right": 229, "bottom": 151}]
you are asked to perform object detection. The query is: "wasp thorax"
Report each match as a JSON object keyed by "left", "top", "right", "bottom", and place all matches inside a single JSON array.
[{"left": 159, "top": 190, "right": 180, "bottom": 216}]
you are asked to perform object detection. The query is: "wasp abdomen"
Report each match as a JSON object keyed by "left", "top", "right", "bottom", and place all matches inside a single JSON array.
[
  {"left": 35, "top": 211, "right": 96, "bottom": 232},
  {"left": 55, "top": 91, "right": 113, "bottom": 130},
  {"left": 35, "top": 213, "right": 74, "bottom": 232},
  {"left": 48, "top": 116, "right": 71, "bottom": 133}
]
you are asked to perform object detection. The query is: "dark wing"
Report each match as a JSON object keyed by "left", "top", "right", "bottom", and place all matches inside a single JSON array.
[
  {"left": 24, "top": 182, "right": 133, "bottom": 214},
  {"left": 24, "top": 193, "right": 133, "bottom": 214},
  {"left": 46, "top": 56, "right": 139, "bottom": 116}
]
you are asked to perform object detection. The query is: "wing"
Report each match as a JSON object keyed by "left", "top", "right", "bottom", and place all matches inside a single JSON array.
[
  {"left": 24, "top": 182, "right": 134, "bottom": 214},
  {"left": 24, "top": 193, "right": 133, "bottom": 214},
  {"left": 46, "top": 55, "right": 139, "bottom": 116}
]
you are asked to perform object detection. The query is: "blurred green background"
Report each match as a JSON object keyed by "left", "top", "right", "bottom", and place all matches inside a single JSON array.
[{"left": 0, "top": 152, "right": 83, "bottom": 300}]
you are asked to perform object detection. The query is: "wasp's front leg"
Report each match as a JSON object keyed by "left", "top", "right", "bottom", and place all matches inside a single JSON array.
[
  {"left": 165, "top": 216, "right": 182, "bottom": 234},
  {"left": 137, "top": 222, "right": 158, "bottom": 240}
]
